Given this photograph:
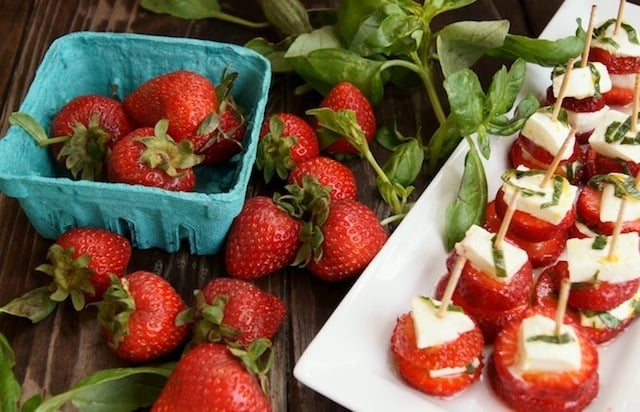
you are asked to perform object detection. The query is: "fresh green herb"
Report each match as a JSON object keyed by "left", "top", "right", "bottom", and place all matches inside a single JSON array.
[
  {"left": 492, "top": 246, "right": 507, "bottom": 278},
  {"left": 594, "top": 18, "right": 640, "bottom": 48},
  {"left": 588, "top": 174, "right": 640, "bottom": 200},
  {"left": 604, "top": 117, "right": 640, "bottom": 145},
  {"left": 420, "top": 296, "right": 464, "bottom": 313},
  {"left": 465, "top": 362, "right": 478, "bottom": 374},
  {"left": 0, "top": 332, "right": 21, "bottom": 412},
  {"left": 527, "top": 332, "right": 574, "bottom": 344},
  {"left": 540, "top": 176, "right": 564, "bottom": 209},
  {"left": 592, "top": 235, "right": 608, "bottom": 250}
]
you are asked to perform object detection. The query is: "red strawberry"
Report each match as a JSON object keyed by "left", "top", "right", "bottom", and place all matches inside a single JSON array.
[
  {"left": 188, "top": 277, "right": 287, "bottom": 347},
  {"left": 151, "top": 341, "right": 272, "bottom": 412},
  {"left": 106, "top": 120, "right": 203, "bottom": 191},
  {"left": 307, "top": 199, "right": 387, "bottom": 281},
  {"left": 197, "top": 71, "right": 246, "bottom": 165},
  {"left": 288, "top": 156, "right": 357, "bottom": 202},
  {"left": 123, "top": 70, "right": 219, "bottom": 150},
  {"left": 225, "top": 196, "right": 303, "bottom": 280},
  {"left": 256, "top": 113, "right": 320, "bottom": 182},
  {"left": 97, "top": 271, "right": 190, "bottom": 363},
  {"left": 390, "top": 312, "right": 484, "bottom": 397},
  {"left": 489, "top": 305, "right": 599, "bottom": 411},
  {"left": 584, "top": 146, "right": 640, "bottom": 182},
  {"left": 589, "top": 46, "right": 640, "bottom": 74},
  {"left": 509, "top": 137, "right": 584, "bottom": 184},
  {"left": 37, "top": 227, "right": 132, "bottom": 308},
  {"left": 9, "top": 94, "right": 133, "bottom": 180},
  {"left": 576, "top": 180, "right": 640, "bottom": 236},
  {"left": 315, "top": 82, "right": 377, "bottom": 154}
]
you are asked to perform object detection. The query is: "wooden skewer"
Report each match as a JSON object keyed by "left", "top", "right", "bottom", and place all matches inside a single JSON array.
[
  {"left": 554, "top": 278, "right": 571, "bottom": 335},
  {"left": 552, "top": 58, "right": 575, "bottom": 122},
  {"left": 615, "top": 0, "right": 626, "bottom": 35},
  {"left": 437, "top": 255, "right": 466, "bottom": 318},
  {"left": 581, "top": 5, "right": 598, "bottom": 68},
  {"left": 607, "top": 171, "right": 640, "bottom": 259},
  {"left": 494, "top": 188, "right": 521, "bottom": 250},
  {"left": 632, "top": 73, "right": 640, "bottom": 134},
  {"left": 541, "top": 127, "right": 577, "bottom": 188}
]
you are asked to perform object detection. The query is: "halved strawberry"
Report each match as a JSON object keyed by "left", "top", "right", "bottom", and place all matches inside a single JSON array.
[
  {"left": 517, "top": 135, "right": 582, "bottom": 166},
  {"left": 489, "top": 305, "right": 599, "bottom": 412},
  {"left": 589, "top": 47, "right": 640, "bottom": 74},
  {"left": 550, "top": 260, "right": 640, "bottom": 312},
  {"left": 575, "top": 182, "right": 640, "bottom": 235},
  {"left": 533, "top": 268, "right": 634, "bottom": 344},
  {"left": 445, "top": 250, "right": 532, "bottom": 311},
  {"left": 435, "top": 274, "right": 529, "bottom": 344},
  {"left": 584, "top": 146, "right": 640, "bottom": 181},
  {"left": 484, "top": 201, "right": 566, "bottom": 268},
  {"left": 494, "top": 188, "right": 575, "bottom": 242},
  {"left": 509, "top": 138, "right": 583, "bottom": 184},
  {"left": 390, "top": 312, "right": 484, "bottom": 397}
]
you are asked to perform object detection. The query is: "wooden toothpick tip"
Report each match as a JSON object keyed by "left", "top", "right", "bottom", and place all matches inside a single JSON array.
[
  {"left": 494, "top": 188, "right": 521, "bottom": 250},
  {"left": 632, "top": 72, "right": 640, "bottom": 134},
  {"left": 615, "top": 0, "right": 626, "bottom": 34},
  {"left": 552, "top": 58, "right": 576, "bottom": 122},
  {"left": 581, "top": 5, "right": 598, "bottom": 68},
  {"left": 554, "top": 278, "right": 571, "bottom": 335},
  {"left": 437, "top": 255, "right": 466, "bottom": 318}
]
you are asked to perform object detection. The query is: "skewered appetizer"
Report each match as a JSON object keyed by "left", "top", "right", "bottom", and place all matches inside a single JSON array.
[
  {"left": 545, "top": 61, "right": 612, "bottom": 144},
  {"left": 390, "top": 295, "right": 484, "bottom": 397},
  {"left": 488, "top": 305, "right": 599, "bottom": 411},
  {"left": 533, "top": 231, "right": 640, "bottom": 344},
  {"left": 510, "top": 108, "right": 584, "bottom": 183},
  {"left": 589, "top": 17, "right": 640, "bottom": 106},
  {"left": 436, "top": 225, "right": 533, "bottom": 343}
]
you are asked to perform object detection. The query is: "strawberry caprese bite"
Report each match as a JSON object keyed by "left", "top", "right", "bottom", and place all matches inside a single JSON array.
[
  {"left": 545, "top": 61, "right": 612, "bottom": 144},
  {"left": 494, "top": 167, "right": 578, "bottom": 243},
  {"left": 510, "top": 108, "right": 584, "bottom": 183},
  {"left": 488, "top": 305, "right": 599, "bottom": 411},
  {"left": 589, "top": 17, "right": 640, "bottom": 107},
  {"left": 390, "top": 295, "right": 485, "bottom": 397}
]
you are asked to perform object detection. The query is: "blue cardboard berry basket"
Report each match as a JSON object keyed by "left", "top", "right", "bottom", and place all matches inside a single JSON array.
[{"left": 0, "top": 32, "right": 271, "bottom": 254}]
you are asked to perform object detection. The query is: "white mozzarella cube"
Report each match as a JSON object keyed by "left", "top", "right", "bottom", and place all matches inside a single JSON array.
[
  {"left": 502, "top": 168, "right": 577, "bottom": 225},
  {"left": 589, "top": 109, "right": 640, "bottom": 163},
  {"left": 454, "top": 225, "right": 528, "bottom": 282},
  {"left": 410, "top": 296, "right": 475, "bottom": 349},
  {"left": 521, "top": 111, "right": 574, "bottom": 160},
  {"left": 516, "top": 314, "right": 582, "bottom": 373},
  {"left": 552, "top": 63, "right": 612, "bottom": 99},
  {"left": 567, "top": 106, "right": 609, "bottom": 135},
  {"left": 598, "top": 174, "right": 640, "bottom": 222},
  {"left": 566, "top": 232, "right": 640, "bottom": 283},
  {"left": 580, "top": 288, "right": 639, "bottom": 329},
  {"left": 592, "top": 20, "right": 640, "bottom": 58}
]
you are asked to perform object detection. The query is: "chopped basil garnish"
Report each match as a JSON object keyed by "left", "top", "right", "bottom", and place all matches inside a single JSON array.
[
  {"left": 501, "top": 169, "right": 564, "bottom": 208},
  {"left": 587, "top": 174, "right": 640, "bottom": 200},
  {"left": 594, "top": 19, "right": 640, "bottom": 48},
  {"left": 492, "top": 246, "right": 507, "bottom": 278},
  {"left": 421, "top": 296, "right": 463, "bottom": 313},
  {"left": 526, "top": 332, "right": 574, "bottom": 344},
  {"left": 465, "top": 363, "right": 477, "bottom": 374},
  {"left": 592, "top": 235, "right": 608, "bottom": 250},
  {"left": 582, "top": 310, "right": 622, "bottom": 329}
]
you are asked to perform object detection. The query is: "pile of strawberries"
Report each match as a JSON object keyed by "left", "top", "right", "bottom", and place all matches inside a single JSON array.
[{"left": 11, "top": 70, "right": 246, "bottom": 191}]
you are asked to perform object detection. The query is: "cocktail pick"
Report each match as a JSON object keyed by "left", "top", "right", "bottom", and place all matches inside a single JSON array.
[
  {"left": 552, "top": 58, "right": 576, "bottom": 122},
  {"left": 615, "top": 0, "right": 626, "bottom": 35},
  {"left": 437, "top": 254, "right": 466, "bottom": 318},
  {"left": 580, "top": 5, "right": 598, "bottom": 68},
  {"left": 554, "top": 277, "right": 571, "bottom": 335}
]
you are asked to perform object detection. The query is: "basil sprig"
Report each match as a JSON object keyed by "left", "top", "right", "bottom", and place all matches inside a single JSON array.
[
  {"left": 527, "top": 332, "right": 574, "bottom": 344},
  {"left": 588, "top": 174, "right": 640, "bottom": 200}
]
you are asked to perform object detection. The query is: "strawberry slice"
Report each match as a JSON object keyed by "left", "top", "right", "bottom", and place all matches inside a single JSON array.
[
  {"left": 390, "top": 312, "right": 484, "bottom": 397},
  {"left": 517, "top": 134, "right": 582, "bottom": 166},
  {"left": 545, "top": 86, "right": 606, "bottom": 113},
  {"left": 435, "top": 274, "right": 529, "bottom": 344},
  {"left": 575, "top": 182, "right": 640, "bottom": 235},
  {"left": 484, "top": 201, "right": 566, "bottom": 268},
  {"left": 509, "top": 138, "right": 584, "bottom": 184},
  {"left": 584, "top": 146, "right": 640, "bottom": 181},
  {"left": 589, "top": 47, "right": 640, "bottom": 74},
  {"left": 534, "top": 268, "right": 634, "bottom": 344},
  {"left": 445, "top": 250, "right": 533, "bottom": 311},
  {"left": 603, "top": 86, "right": 635, "bottom": 107},
  {"left": 550, "top": 260, "right": 640, "bottom": 312},
  {"left": 494, "top": 188, "right": 575, "bottom": 242},
  {"left": 489, "top": 305, "right": 599, "bottom": 411}
]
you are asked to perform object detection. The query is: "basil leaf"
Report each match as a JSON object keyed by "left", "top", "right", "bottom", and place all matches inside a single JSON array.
[
  {"left": 375, "top": 123, "right": 404, "bottom": 150},
  {"left": 380, "top": 138, "right": 424, "bottom": 187},
  {"left": 0, "top": 333, "right": 21, "bottom": 412},
  {"left": 437, "top": 20, "right": 510, "bottom": 78},
  {"left": 487, "top": 93, "right": 539, "bottom": 136},
  {"left": 445, "top": 140, "right": 488, "bottom": 249},
  {"left": 33, "top": 365, "right": 174, "bottom": 412},
  {"left": 336, "top": 0, "right": 386, "bottom": 46},
  {"left": 140, "top": 0, "right": 221, "bottom": 19},
  {"left": 245, "top": 37, "right": 295, "bottom": 73},
  {"left": 443, "top": 69, "right": 484, "bottom": 136},
  {"left": 423, "top": 0, "right": 475, "bottom": 20},
  {"left": 527, "top": 333, "right": 574, "bottom": 344}
]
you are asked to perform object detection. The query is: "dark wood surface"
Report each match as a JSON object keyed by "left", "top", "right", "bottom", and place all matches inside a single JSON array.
[{"left": 0, "top": 0, "right": 582, "bottom": 410}]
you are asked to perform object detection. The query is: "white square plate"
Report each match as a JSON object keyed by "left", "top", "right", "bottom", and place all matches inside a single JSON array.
[{"left": 294, "top": 1, "right": 640, "bottom": 411}]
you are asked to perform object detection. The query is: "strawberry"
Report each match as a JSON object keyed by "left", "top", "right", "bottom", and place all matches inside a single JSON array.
[
  {"left": 106, "top": 120, "right": 203, "bottom": 191},
  {"left": 225, "top": 196, "right": 303, "bottom": 280},
  {"left": 489, "top": 305, "right": 599, "bottom": 411},
  {"left": 197, "top": 71, "right": 247, "bottom": 165},
  {"left": 256, "top": 113, "right": 320, "bottom": 182},
  {"left": 484, "top": 201, "right": 566, "bottom": 268},
  {"left": 187, "top": 277, "right": 287, "bottom": 347},
  {"left": 123, "top": 70, "right": 218, "bottom": 150},
  {"left": 509, "top": 137, "right": 584, "bottom": 184},
  {"left": 307, "top": 199, "right": 387, "bottom": 281},
  {"left": 390, "top": 312, "right": 484, "bottom": 397},
  {"left": 36, "top": 227, "right": 132, "bottom": 308},
  {"left": 288, "top": 156, "right": 357, "bottom": 202},
  {"left": 151, "top": 341, "right": 272, "bottom": 412},
  {"left": 96, "top": 271, "right": 190, "bottom": 363},
  {"left": 315, "top": 82, "right": 377, "bottom": 154},
  {"left": 576, "top": 179, "right": 640, "bottom": 236},
  {"left": 584, "top": 146, "right": 640, "bottom": 181},
  {"left": 8, "top": 94, "right": 133, "bottom": 180},
  {"left": 589, "top": 47, "right": 640, "bottom": 74}
]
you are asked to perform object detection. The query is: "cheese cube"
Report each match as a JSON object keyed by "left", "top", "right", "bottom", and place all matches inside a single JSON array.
[
  {"left": 410, "top": 296, "right": 475, "bottom": 349},
  {"left": 502, "top": 168, "right": 577, "bottom": 225},
  {"left": 592, "top": 19, "right": 640, "bottom": 57},
  {"left": 552, "top": 63, "right": 611, "bottom": 99},
  {"left": 521, "top": 111, "right": 574, "bottom": 160},
  {"left": 599, "top": 173, "right": 640, "bottom": 223},
  {"left": 567, "top": 232, "right": 640, "bottom": 283},
  {"left": 589, "top": 109, "right": 640, "bottom": 163},
  {"left": 454, "top": 225, "right": 528, "bottom": 282},
  {"left": 566, "top": 106, "right": 609, "bottom": 135},
  {"left": 516, "top": 314, "right": 582, "bottom": 373},
  {"left": 580, "top": 288, "right": 639, "bottom": 329}
]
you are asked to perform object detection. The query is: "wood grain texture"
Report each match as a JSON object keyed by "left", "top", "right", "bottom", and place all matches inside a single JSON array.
[{"left": 0, "top": 1, "right": 578, "bottom": 411}]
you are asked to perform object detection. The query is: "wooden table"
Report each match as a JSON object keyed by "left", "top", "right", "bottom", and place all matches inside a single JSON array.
[{"left": 0, "top": 0, "right": 622, "bottom": 410}]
